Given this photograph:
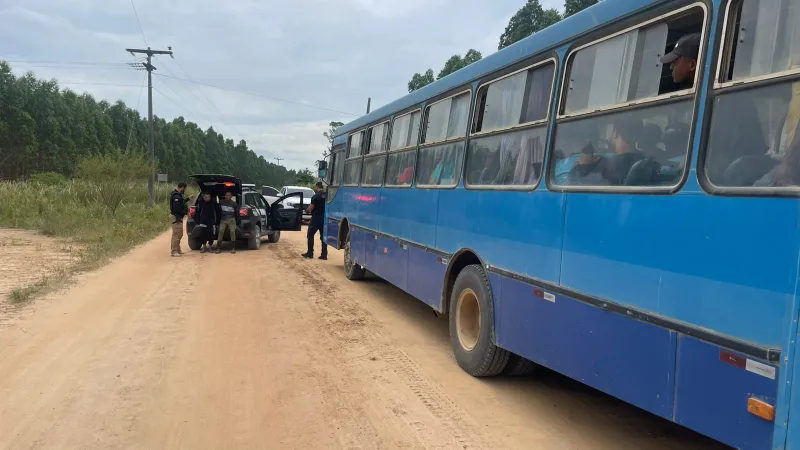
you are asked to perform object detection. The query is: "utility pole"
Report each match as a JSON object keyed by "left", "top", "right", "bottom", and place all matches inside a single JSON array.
[
  {"left": 366, "top": 97, "right": 371, "bottom": 114},
  {"left": 126, "top": 46, "right": 174, "bottom": 208},
  {"left": 274, "top": 157, "right": 284, "bottom": 166}
]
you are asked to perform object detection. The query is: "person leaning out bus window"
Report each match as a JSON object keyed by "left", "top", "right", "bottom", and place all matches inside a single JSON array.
[{"left": 661, "top": 33, "right": 701, "bottom": 91}]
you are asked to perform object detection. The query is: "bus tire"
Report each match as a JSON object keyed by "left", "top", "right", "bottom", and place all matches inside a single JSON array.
[
  {"left": 344, "top": 234, "right": 365, "bottom": 281},
  {"left": 503, "top": 353, "right": 539, "bottom": 377},
  {"left": 449, "top": 264, "right": 509, "bottom": 377}
]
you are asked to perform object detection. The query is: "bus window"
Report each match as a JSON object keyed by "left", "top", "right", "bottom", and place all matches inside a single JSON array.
[
  {"left": 385, "top": 150, "right": 416, "bottom": 187},
  {"left": 417, "top": 142, "right": 465, "bottom": 187},
  {"left": 348, "top": 131, "right": 364, "bottom": 158},
  {"left": 467, "top": 61, "right": 555, "bottom": 187},
  {"left": 362, "top": 155, "right": 386, "bottom": 187},
  {"left": 390, "top": 110, "right": 421, "bottom": 150},
  {"left": 343, "top": 159, "right": 362, "bottom": 186},
  {"left": 423, "top": 91, "right": 471, "bottom": 144},
  {"left": 703, "top": 0, "right": 800, "bottom": 189},
  {"left": 367, "top": 122, "right": 389, "bottom": 155},
  {"left": 551, "top": 5, "right": 705, "bottom": 188}
]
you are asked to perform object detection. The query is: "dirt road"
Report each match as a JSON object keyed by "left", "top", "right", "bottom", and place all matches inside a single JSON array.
[{"left": 0, "top": 229, "right": 726, "bottom": 450}]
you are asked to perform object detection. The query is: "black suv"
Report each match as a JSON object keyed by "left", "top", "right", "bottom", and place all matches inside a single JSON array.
[{"left": 186, "top": 174, "right": 303, "bottom": 251}]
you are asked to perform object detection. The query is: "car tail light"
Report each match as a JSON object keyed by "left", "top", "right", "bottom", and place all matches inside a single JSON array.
[
  {"left": 239, "top": 207, "right": 249, "bottom": 217},
  {"left": 189, "top": 206, "right": 196, "bottom": 217}
]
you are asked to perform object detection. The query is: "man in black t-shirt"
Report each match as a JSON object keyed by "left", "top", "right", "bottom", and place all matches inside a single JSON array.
[{"left": 301, "top": 182, "right": 328, "bottom": 260}]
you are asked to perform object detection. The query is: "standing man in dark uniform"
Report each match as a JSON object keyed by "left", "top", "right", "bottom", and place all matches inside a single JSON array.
[
  {"left": 302, "top": 182, "right": 328, "bottom": 260},
  {"left": 169, "top": 181, "right": 190, "bottom": 257}
]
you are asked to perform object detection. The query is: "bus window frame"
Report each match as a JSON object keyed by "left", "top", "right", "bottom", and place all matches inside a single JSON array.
[
  {"left": 546, "top": 2, "right": 709, "bottom": 195},
  {"left": 416, "top": 89, "right": 473, "bottom": 190},
  {"left": 347, "top": 130, "right": 366, "bottom": 160},
  {"left": 714, "top": 0, "right": 800, "bottom": 88},
  {"left": 697, "top": 0, "right": 800, "bottom": 197},
  {"left": 366, "top": 120, "right": 390, "bottom": 155},
  {"left": 384, "top": 148, "right": 418, "bottom": 189},
  {"left": 465, "top": 57, "right": 558, "bottom": 191},
  {"left": 360, "top": 153, "right": 387, "bottom": 188},
  {"left": 389, "top": 108, "right": 423, "bottom": 152}
]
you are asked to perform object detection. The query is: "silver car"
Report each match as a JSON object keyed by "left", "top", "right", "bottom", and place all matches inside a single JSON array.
[{"left": 279, "top": 186, "right": 314, "bottom": 222}]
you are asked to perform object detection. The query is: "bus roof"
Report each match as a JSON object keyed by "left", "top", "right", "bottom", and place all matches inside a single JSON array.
[{"left": 335, "top": 0, "right": 661, "bottom": 138}]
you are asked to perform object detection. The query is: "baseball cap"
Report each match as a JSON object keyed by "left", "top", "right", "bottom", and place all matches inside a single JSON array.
[{"left": 660, "top": 33, "right": 701, "bottom": 64}]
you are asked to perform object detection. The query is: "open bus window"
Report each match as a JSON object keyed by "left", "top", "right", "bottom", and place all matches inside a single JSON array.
[
  {"left": 563, "top": 7, "right": 704, "bottom": 116},
  {"left": 385, "top": 150, "right": 416, "bottom": 187},
  {"left": 390, "top": 110, "right": 421, "bottom": 150},
  {"left": 703, "top": 0, "right": 800, "bottom": 189},
  {"left": 348, "top": 131, "right": 364, "bottom": 158},
  {"left": 423, "top": 92, "right": 471, "bottom": 144},
  {"left": 416, "top": 142, "right": 465, "bottom": 187},
  {"left": 362, "top": 155, "right": 386, "bottom": 187},
  {"left": 473, "top": 62, "right": 555, "bottom": 134},
  {"left": 367, "top": 122, "right": 389, "bottom": 155},
  {"left": 551, "top": 100, "right": 694, "bottom": 187}
]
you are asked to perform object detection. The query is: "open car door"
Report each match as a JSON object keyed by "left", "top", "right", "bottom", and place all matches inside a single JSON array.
[{"left": 270, "top": 192, "right": 303, "bottom": 231}]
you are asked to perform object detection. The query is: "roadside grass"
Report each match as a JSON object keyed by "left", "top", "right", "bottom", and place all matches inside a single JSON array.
[{"left": 0, "top": 180, "right": 179, "bottom": 305}]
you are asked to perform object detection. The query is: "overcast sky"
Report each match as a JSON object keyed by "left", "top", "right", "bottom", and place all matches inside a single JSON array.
[{"left": 0, "top": 0, "right": 561, "bottom": 170}]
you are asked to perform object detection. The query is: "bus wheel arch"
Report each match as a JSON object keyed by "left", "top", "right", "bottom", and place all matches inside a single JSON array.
[{"left": 442, "top": 249, "right": 483, "bottom": 315}]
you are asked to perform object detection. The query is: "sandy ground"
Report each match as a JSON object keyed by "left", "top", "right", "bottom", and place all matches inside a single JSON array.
[
  {"left": 0, "top": 229, "right": 728, "bottom": 450},
  {"left": 0, "top": 228, "right": 78, "bottom": 299}
]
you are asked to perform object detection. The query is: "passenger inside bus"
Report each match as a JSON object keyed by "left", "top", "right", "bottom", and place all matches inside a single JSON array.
[
  {"left": 660, "top": 32, "right": 701, "bottom": 91},
  {"left": 568, "top": 117, "right": 645, "bottom": 186}
]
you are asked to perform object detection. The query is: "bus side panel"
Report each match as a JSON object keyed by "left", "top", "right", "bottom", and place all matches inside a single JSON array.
[
  {"left": 407, "top": 247, "right": 447, "bottom": 312},
  {"left": 788, "top": 341, "right": 800, "bottom": 449},
  {"left": 494, "top": 273, "right": 676, "bottom": 419},
  {"left": 436, "top": 189, "right": 564, "bottom": 283},
  {"left": 365, "top": 231, "right": 379, "bottom": 274},
  {"left": 350, "top": 226, "right": 367, "bottom": 268},
  {"left": 560, "top": 194, "right": 798, "bottom": 347},
  {"left": 326, "top": 218, "right": 340, "bottom": 248},
  {"left": 674, "top": 335, "right": 778, "bottom": 450},
  {"left": 377, "top": 236, "right": 408, "bottom": 292},
  {"left": 380, "top": 189, "right": 439, "bottom": 248}
]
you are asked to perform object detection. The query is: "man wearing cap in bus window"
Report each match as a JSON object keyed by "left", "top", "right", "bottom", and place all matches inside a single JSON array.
[{"left": 661, "top": 32, "right": 701, "bottom": 91}]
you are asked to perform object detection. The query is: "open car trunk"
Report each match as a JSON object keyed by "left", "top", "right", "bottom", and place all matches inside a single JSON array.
[{"left": 190, "top": 174, "right": 242, "bottom": 196}]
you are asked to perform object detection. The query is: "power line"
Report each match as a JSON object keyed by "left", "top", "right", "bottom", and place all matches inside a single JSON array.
[
  {"left": 153, "top": 73, "right": 359, "bottom": 116},
  {"left": 59, "top": 82, "right": 144, "bottom": 87},
  {"left": 129, "top": 0, "right": 149, "bottom": 47},
  {"left": 2, "top": 60, "right": 133, "bottom": 66},
  {"left": 125, "top": 73, "right": 148, "bottom": 151}
]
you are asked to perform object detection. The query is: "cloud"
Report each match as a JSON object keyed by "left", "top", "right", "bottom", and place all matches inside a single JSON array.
[{"left": 0, "top": 0, "right": 563, "bottom": 170}]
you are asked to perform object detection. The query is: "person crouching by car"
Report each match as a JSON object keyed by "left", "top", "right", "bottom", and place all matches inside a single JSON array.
[
  {"left": 195, "top": 192, "right": 220, "bottom": 253},
  {"left": 215, "top": 191, "right": 239, "bottom": 254},
  {"left": 169, "top": 181, "right": 190, "bottom": 257}
]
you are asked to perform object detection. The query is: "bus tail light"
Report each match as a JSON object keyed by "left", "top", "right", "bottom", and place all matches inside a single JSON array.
[{"left": 747, "top": 398, "right": 775, "bottom": 421}]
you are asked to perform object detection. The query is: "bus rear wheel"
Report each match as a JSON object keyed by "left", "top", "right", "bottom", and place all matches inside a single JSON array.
[
  {"left": 344, "top": 234, "right": 365, "bottom": 281},
  {"left": 449, "top": 264, "right": 509, "bottom": 377}
]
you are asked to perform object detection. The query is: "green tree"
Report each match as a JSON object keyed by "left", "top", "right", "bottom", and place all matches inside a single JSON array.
[
  {"left": 437, "top": 49, "right": 483, "bottom": 80},
  {"left": 295, "top": 168, "right": 315, "bottom": 186},
  {"left": 498, "top": 0, "right": 562, "bottom": 50},
  {"left": 77, "top": 149, "right": 152, "bottom": 215},
  {"left": 564, "top": 0, "right": 599, "bottom": 17},
  {"left": 408, "top": 69, "right": 435, "bottom": 93},
  {"left": 323, "top": 121, "right": 344, "bottom": 156}
]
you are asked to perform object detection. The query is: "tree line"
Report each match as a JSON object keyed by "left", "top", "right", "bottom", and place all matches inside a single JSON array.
[
  {"left": 408, "top": 0, "right": 599, "bottom": 92},
  {"left": 0, "top": 61, "right": 305, "bottom": 187}
]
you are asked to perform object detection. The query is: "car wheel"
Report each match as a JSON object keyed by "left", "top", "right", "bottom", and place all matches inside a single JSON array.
[
  {"left": 248, "top": 226, "right": 261, "bottom": 250},
  {"left": 449, "top": 264, "right": 509, "bottom": 377},
  {"left": 188, "top": 237, "right": 202, "bottom": 251},
  {"left": 267, "top": 231, "right": 281, "bottom": 243},
  {"left": 344, "top": 234, "right": 365, "bottom": 281}
]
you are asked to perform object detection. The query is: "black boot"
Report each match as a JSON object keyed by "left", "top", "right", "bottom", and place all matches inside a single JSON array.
[{"left": 301, "top": 252, "right": 313, "bottom": 259}]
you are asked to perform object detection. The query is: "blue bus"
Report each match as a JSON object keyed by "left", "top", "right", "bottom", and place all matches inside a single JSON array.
[{"left": 318, "top": 0, "right": 800, "bottom": 448}]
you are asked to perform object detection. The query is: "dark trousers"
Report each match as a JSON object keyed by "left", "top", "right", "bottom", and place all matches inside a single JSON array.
[{"left": 307, "top": 223, "right": 327, "bottom": 256}]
